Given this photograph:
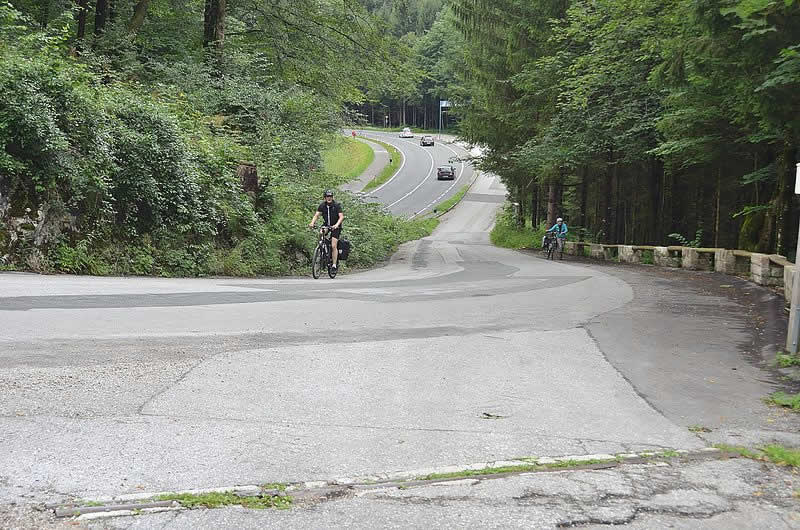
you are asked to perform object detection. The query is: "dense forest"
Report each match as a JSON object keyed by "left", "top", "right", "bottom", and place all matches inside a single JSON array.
[{"left": 447, "top": 0, "right": 800, "bottom": 256}]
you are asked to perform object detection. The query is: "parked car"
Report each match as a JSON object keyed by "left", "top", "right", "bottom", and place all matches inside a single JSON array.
[
  {"left": 437, "top": 165, "right": 456, "bottom": 180},
  {"left": 399, "top": 127, "right": 414, "bottom": 138},
  {"left": 420, "top": 135, "right": 434, "bottom": 146}
]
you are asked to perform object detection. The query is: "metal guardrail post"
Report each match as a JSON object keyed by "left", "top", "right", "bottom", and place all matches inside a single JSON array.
[{"left": 786, "top": 163, "right": 800, "bottom": 353}]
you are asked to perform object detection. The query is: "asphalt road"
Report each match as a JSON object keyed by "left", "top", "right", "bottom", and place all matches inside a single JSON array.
[
  {"left": 1, "top": 143, "right": 799, "bottom": 528},
  {"left": 354, "top": 130, "right": 475, "bottom": 218}
]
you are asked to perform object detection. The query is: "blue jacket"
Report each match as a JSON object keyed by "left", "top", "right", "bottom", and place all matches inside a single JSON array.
[{"left": 548, "top": 222, "right": 568, "bottom": 238}]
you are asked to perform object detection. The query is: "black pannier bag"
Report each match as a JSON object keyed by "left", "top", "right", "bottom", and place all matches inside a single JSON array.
[{"left": 338, "top": 239, "right": 352, "bottom": 260}]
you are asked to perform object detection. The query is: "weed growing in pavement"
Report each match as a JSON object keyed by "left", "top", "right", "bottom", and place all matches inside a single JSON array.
[
  {"left": 761, "top": 445, "right": 800, "bottom": 467},
  {"left": 715, "top": 444, "right": 800, "bottom": 468},
  {"left": 766, "top": 391, "right": 800, "bottom": 411},
  {"left": 419, "top": 458, "right": 620, "bottom": 481},
  {"left": 260, "top": 483, "right": 287, "bottom": 492},
  {"left": 776, "top": 354, "right": 800, "bottom": 368},
  {"left": 157, "top": 491, "right": 291, "bottom": 510},
  {"left": 714, "top": 444, "right": 762, "bottom": 459},
  {"left": 688, "top": 425, "right": 712, "bottom": 433},
  {"left": 420, "top": 464, "right": 539, "bottom": 481}
]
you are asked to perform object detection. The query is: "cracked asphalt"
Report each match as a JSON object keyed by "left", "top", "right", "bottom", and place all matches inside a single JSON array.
[{"left": 2, "top": 166, "right": 800, "bottom": 528}]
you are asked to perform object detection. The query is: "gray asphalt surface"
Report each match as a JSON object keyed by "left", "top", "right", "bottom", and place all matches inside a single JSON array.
[
  {"left": 2, "top": 147, "right": 799, "bottom": 528},
  {"left": 354, "top": 130, "right": 474, "bottom": 218}
]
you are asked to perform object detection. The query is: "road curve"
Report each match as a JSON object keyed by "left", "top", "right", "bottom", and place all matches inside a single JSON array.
[{"left": 355, "top": 130, "right": 474, "bottom": 218}]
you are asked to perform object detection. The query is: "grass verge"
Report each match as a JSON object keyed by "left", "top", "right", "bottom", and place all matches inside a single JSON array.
[
  {"left": 715, "top": 444, "right": 800, "bottom": 467},
  {"left": 766, "top": 391, "right": 800, "bottom": 411},
  {"left": 361, "top": 138, "right": 402, "bottom": 192},
  {"left": 489, "top": 205, "right": 546, "bottom": 250},
  {"left": 157, "top": 491, "right": 291, "bottom": 510},
  {"left": 776, "top": 353, "right": 800, "bottom": 368},
  {"left": 433, "top": 185, "right": 469, "bottom": 215},
  {"left": 322, "top": 137, "right": 374, "bottom": 179}
]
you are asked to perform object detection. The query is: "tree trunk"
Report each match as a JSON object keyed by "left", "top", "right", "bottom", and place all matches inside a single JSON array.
[
  {"left": 203, "top": 0, "right": 226, "bottom": 49},
  {"left": 547, "top": 182, "right": 557, "bottom": 227},
  {"left": 531, "top": 184, "right": 538, "bottom": 228},
  {"left": 94, "top": 0, "right": 108, "bottom": 35},
  {"left": 128, "top": 0, "right": 150, "bottom": 33},
  {"left": 76, "top": 0, "right": 88, "bottom": 41},
  {"left": 578, "top": 166, "right": 588, "bottom": 230}
]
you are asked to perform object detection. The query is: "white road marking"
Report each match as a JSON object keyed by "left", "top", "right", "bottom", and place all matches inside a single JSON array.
[
  {"left": 359, "top": 134, "right": 407, "bottom": 194},
  {"left": 385, "top": 140, "right": 436, "bottom": 209},
  {"left": 408, "top": 141, "right": 467, "bottom": 219}
]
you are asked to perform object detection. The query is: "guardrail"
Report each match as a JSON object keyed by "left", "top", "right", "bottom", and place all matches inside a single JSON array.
[{"left": 562, "top": 242, "right": 794, "bottom": 303}]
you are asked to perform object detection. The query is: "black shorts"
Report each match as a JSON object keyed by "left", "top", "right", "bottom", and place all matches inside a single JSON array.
[{"left": 330, "top": 227, "right": 342, "bottom": 240}]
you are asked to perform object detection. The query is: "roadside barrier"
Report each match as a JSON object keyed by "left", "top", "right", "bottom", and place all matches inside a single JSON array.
[{"left": 563, "top": 242, "right": 794, "bottom": 303}]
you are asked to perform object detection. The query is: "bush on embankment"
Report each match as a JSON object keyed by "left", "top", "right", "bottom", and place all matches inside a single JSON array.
[{"left": 490, "top": 205, "right": 547, "bottom": 250}]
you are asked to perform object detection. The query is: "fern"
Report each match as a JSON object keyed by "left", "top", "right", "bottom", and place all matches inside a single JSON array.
[{"left": 668, "top": 227, "right": 703, "bottom": 248}]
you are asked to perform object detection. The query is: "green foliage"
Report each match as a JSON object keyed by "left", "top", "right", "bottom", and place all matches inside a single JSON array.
[
  {"left": 0, "top": 3, "right": 434, "bottom": 277},
  {"left": 434, "top": 185, "right": 469, "bottom": 214},
  {"left": 767, "top": 391, "right": 800, "bottom": 410},
  {"left": 490, "top": 206, "right": 546, "bottom": 250},
  {"left": 776, "top": 353, "right": 800, "bottom": 367},
  {"left": 361, "top": 139, "right": 402, "bottom": 192},
  {"left": 323, "top": 137, "right": 375, "bottom": 180},
  {"left": 158, "top": 491, "right": 291, "bottom": 510},
  {"left": 668, "top": 228, "right": 704, "bottom": 248}
]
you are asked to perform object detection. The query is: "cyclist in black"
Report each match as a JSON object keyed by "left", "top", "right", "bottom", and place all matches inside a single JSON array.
[{"left": 308, "top": 189, "right": 344, "bottom": 270}]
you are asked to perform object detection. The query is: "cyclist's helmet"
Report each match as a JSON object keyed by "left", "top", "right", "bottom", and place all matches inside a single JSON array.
[
  {"left": 556, "top": 217, "right": 563, "bottom": 222},
  {"left": 324, "top": 189, "right": 334, "bottom": 198}
]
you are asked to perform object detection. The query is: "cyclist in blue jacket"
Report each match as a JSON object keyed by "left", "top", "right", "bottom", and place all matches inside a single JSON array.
[{"left": 542, "top": 217, "right": 568, "bottom": 254}]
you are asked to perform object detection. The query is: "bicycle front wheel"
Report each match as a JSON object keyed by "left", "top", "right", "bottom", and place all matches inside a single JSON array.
[
  {"left": 312, "top": 245, "right": 323, "bottom": 279},
  {"left": 547, "top": 244, "right": 555, "bottom": 260}
]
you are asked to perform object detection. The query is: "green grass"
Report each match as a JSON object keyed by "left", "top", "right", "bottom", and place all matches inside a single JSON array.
[
  {"left": 762, "top": 445, "right": 800, "bottom": 467},
  {"left": 715, "top": 444, "right": 800, "bottom": 467},
  {"left": 433, "top": 185, "right": 469, "bottom": 215},
  {"left": 766, "top": 391, "right": 800, "bottom": 411},
  {"left": 361, "top": 138, "right": 402, "bottom": 192},
  {"left": 489, "top": 206, "right": 547, "bottom": 250},
  {"left": 714, "top": 444, "right": 762, "bottom": 459},
  {"left": 641, "top": 249, "right": 654, "bottom": 265},
  {"left": 157, "top": 491, "right": 292, "bottom": 510},
  {"left": 776, "top": 354, "right": 800, "bottom": 368},
  {"left": 322, "top": 137, "right": 374, "bottom": 179}
]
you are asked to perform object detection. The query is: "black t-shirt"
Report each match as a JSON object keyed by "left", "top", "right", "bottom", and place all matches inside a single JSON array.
[{"left": 317, "top": 200, "right": 343, "bottom": 227}]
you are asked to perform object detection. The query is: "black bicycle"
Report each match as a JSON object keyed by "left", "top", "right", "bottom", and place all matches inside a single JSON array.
[
  {"left": 312, "top": 226, "right": 337, "bottom": 279},
  {"left": 542, "top": 232, "right": 563, "bottom": 260}
]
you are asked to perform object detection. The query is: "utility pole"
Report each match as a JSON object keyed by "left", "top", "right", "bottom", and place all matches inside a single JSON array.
[{"left": 786, "top": 162, "right": 800, "bottom": 353}]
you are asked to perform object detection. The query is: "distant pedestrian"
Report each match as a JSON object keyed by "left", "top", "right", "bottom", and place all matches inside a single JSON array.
[{"left": 351, "top": 130, "right": 356, "bottom": 139}]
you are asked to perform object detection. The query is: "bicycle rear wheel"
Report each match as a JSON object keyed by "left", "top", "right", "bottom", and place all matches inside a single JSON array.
[{"left": 312, "top": 246, "right": 323, "bottom": 279}]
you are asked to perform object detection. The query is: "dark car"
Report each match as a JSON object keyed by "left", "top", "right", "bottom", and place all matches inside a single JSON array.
[
  {"left": 420, "top": 135, "right": 434, "bottom": 146},
  {"left": 437, "top": 165, "right": 456, "bottom": 180}
]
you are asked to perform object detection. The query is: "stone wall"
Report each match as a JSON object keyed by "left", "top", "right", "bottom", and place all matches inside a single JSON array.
[{"left": 566, "top": 242, "right": 794, "bottom": 304}]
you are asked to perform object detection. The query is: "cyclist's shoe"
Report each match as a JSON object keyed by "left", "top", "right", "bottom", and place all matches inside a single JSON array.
[{"left": 331, "top": 264, "right": 337, "bottom": 271}]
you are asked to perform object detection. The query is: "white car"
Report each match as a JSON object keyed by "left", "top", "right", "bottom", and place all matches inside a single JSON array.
[{"left": 399, "top": 127, "right": 414, "bottom": 138}]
